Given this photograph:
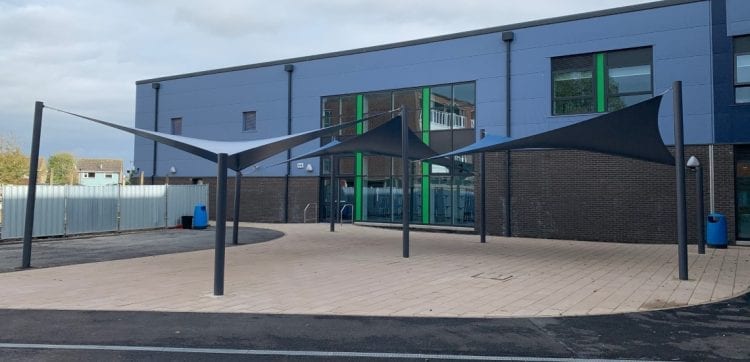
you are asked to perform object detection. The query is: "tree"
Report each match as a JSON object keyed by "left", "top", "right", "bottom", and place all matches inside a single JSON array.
[
  {"left": 37, "top": 157, "right": 48, "bottom": 185},
  {"left": 48, "top": 152, "right": 77, "bottom": 185},
  {"left": 0, "top": 136, "right": 29, "bottom": 185}
]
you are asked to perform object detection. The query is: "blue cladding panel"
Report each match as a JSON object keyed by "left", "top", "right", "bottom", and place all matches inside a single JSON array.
[
  {"left": 713, "top": 0, "right": 750, "bottom": 143},
  {"left": 135, "top": 0, "right": 721, "bottom": 176},
  {"left": 727, "top": 0, "right": 750, "bottom": 36},
  {"left": 508, "top": 1, "right": 712, "bottom": 145}
]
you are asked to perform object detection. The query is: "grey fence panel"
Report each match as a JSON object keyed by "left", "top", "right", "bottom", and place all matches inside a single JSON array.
[
  {"left": 1, "top": 185, "right": 66, "bottom": 239},
  {"left": 119, "top": 186, "right": 167, "bottom": 230},
  {"left": 166, "top": 185, "right": 209, "bottom": 227},
  {"left": 65, "top": 186, "right": 119, "bottom": 235},
  {"left": 0, "top": 184, "right": 209, "bottom": 239}
]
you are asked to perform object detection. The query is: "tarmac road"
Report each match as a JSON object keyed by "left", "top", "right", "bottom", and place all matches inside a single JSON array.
[
  {"left": 0, "top": 291, "right": 748, "bottom": 361},
  {"left": 0, "top": 227, "right": 748, "bottom": 361}
]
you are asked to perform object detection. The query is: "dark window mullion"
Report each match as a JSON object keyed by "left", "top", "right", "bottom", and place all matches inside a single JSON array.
[{"left": 609, "top": 90, "right": 653, "bottom": 97}]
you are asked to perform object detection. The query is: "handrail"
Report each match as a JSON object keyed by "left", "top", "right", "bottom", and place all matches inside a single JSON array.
[
  {"left": 303, "top": 203, "right": 318, "bottom": 224},
  {"left": 339, "top": 203, "right": 353, "bottom": 225}
]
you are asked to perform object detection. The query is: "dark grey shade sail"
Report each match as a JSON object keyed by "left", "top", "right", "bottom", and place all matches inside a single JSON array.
[
  {"left": 430, "top": 95, "right": 674, "bottom": 166},
  {"left": 280, "top": 115, "right": 439, "bottom": 163},
  {"left": 47, "top": 107, "right": 362, "bottom": 171}
]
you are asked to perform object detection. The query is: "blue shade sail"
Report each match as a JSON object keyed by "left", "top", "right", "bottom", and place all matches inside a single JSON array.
[
  {"left": 430, "top": 96, "right": 674, "bottom": 166},
  {"left": 280, "top": 116, "right": 440, "bottom": 163},
  {"left": 48, "top": 107, "right": 361, "bottom": 171}
]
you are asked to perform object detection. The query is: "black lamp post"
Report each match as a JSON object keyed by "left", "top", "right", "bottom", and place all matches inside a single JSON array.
[{"left": 687, "top": 155, "right": 705, "bottom": 254}]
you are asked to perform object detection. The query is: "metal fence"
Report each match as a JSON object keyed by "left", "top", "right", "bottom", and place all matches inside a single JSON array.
[{"left": 0, "top": 185, "right": 208, "bottom": 240}]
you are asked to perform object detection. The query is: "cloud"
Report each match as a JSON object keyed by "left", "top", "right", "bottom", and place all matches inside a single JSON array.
[
  {"left": 172, "top": 1, "right": 292, "bottom": 37},
  {"left": 0, "top": 0, "right": 651, "bottom": 164},
  {"left": 0, "top": 3, "right": 84, "bottom": 47}
]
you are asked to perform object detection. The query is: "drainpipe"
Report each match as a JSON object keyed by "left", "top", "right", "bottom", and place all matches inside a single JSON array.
[
  {"left": 151, "top": 82, "right": 160, "bottom": 185},
  {"left": 284, "top": 64, "right": 294, "bottom": 223},
  {"left": 480, "top": 129, "right": 487, "bottom": 243},
  {"left": 502, "top": 31, "right": 514, "bottom": 237}
]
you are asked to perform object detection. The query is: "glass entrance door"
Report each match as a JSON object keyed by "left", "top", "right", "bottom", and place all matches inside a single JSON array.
[
  {"left": 320, "top": 177, "right": 355, "bottom": 223},
  {"left": 737, "top": 161, "right": 750, "bottom": 239}
]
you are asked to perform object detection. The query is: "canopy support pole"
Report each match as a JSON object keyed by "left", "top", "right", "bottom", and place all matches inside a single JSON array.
[
  {"left": 21, "top": 101, "right": 44, "bottom": 269},
  {"left": 232, "top": 170, "right": 241, "bottom": 245},
  {"left": 674, "top": 81, "right": 688, "bottom": 281},
  {"left": 330, "top": 154, "right": 336, "bottom": 232},
  {"left": 214, "top": 153, "right": 228, "bottom": 295},
  {"left": 401, "top": 106, "right": 410, "bottom": 258}
]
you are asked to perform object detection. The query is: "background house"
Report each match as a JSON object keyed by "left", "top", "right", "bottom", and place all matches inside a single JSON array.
[{"left": 77, "top": 159, "right": 123, "bottom": 186}]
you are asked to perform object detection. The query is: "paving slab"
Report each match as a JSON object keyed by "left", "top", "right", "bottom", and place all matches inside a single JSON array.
[{"left": 0, "top": 223, "right": 748, "bottom": 318}]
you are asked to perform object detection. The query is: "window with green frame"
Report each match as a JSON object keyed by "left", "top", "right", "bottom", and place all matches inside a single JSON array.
[
  {"left": 736, "top": 35, "right": 750, "bottom": 104},
  {"left": 319, "top": 82, "right": 476, "bottom": 226},
  {"left": 552, "top": 47, "right": 652, "bottom": 115}
]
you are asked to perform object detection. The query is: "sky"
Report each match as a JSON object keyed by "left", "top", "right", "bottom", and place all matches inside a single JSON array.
[{"left": 0, "top": 0, "right": 653, "bottom": 169}]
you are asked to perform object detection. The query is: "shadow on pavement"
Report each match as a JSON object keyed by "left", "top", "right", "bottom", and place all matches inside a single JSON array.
[{"left": 0, "top": 227, "right": 283, "bottom": 273}]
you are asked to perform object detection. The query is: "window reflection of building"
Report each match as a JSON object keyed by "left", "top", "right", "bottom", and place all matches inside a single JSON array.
[
  {"left": 736, "top": 36, "right": 750, "bottom": 104},
  {"left": 320, "top": 82, "right": 476, "bottom": 227},
  {"left": 552, "top": 47, "right": 652, "bottom": 115}
]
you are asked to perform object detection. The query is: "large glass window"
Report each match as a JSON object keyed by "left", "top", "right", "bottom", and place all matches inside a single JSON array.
[
  {"left": 319, "top": 82, "right": 475, "bottom": 227},
  {"left": 736, "top": 36, "right": 750, "bottom": 104},
  {"left": 607, "top": 48, "right": 652, "bottom": 110},
  {"left": 552, "top": 47, "right": 652, "bottom": 115},
  {"left": 429, "top": 83, "right": 475, "bottom": 174},
  {"left": 552, "top": 54, "right": 595, "bottom": 115},
  {"left": 321, "top": 95, "right": 357, "bottom": 135},
  {"left": 363, "top": 92, "right": 392, "bottom": 131}
]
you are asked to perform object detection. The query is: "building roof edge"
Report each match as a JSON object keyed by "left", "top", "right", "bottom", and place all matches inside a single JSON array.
[{"left": 135, "top": 0, "right": 703, "bottom": 85}]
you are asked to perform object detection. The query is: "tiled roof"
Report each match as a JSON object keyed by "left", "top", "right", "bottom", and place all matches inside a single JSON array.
[{"left": 76, "top": 159, "right": 123, "bottom": 173}]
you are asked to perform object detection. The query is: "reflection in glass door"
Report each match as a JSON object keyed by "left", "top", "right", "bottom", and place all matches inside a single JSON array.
[
  {"left": 320, "top": 177, "right": 355, "bottom": 223},
  {"left": 737, "top": 161, "right": 750, "bottom": 239}
]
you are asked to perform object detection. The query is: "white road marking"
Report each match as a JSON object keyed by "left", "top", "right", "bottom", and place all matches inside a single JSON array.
[{"left": 0, "top": 342, "right": 666, "bottom": 361}]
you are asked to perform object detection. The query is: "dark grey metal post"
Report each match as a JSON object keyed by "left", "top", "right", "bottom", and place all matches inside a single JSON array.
[
  {"left": 401, "top": 106, "right": 410, "bottom": 258},
  {"left": 696, "top": 165, "right": 705, "bottom": 254},
  {"left": 214, "top": 153, "right": 228, "bottom": 295},
  {"left": 151, "top": 83, "right": 160, "bottom": 185},
  {"left": 503, "top": 31, "right": 514, "bottom": 238},
  {"left": 283, "top": 64, "right": 294, "bottom": 223},
  {"left": 330, "top": 154, "right": 336, "bottom": 232},
  {"left": 335, "top": 157, "right": 340, "bottom": 228},
  {"left": 232, "top": 170, "right": 241, "bottom": 245},
  {"left": 480, "top": 129, "right": 487, "bottom": 243},
  {"left": 21, "top": 101, "right": 44, "bottom": 269},
  {"left": 673, "top": 81, "right": 688, "bottom": 280}
]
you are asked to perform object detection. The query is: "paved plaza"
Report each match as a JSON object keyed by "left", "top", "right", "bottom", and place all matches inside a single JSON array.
[{"left": 0, "top": 223, "right": 748, "bottom": 318}]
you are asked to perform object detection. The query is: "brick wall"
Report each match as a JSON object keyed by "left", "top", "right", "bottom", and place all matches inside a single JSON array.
[
  {"left": 286, "top": 177, "right": 321, "bottom": 223},
  {"left": 481, "top": 145, "right": 735, "bottom": 244},
  {"left": 162, "top": 176, "right": 320, "bottom": 223},
  {"left": 160, "top": 144, "right": 736, "bottom": 243}
]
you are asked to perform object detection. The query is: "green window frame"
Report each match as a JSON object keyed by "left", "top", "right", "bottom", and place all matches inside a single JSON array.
[
  {"left": 552, "top": 47, "right": 653, "bottom": 115},
  {"left": 735, "top": 35, "right": 750, "bottom": 104}
]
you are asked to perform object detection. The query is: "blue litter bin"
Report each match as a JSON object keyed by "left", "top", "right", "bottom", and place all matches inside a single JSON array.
[
  {"left": 706, "top": 213, "right": 727, "bottom": 249},
  {"left": 193, "top": 204, "right": 208, "bottom": 229}
]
